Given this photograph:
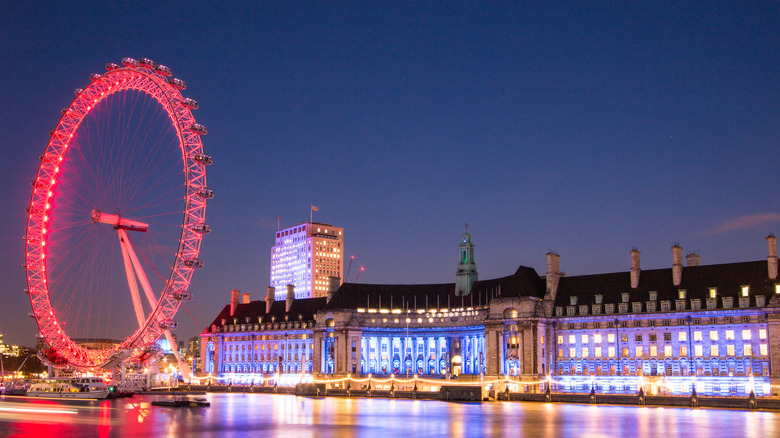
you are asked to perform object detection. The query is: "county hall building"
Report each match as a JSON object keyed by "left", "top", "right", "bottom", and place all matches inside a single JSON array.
[{"left": 200, "top": 227, "right": 780, "bottom": 396}]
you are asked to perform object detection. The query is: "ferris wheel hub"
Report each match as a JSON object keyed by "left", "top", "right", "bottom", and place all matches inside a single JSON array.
[{"left": 91, "top": 209, "right": 149, "bottom": 232}]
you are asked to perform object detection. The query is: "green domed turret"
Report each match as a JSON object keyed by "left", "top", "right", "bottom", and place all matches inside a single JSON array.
[{"left": 455, "top": 223, "right": 478, "bottom": 296}]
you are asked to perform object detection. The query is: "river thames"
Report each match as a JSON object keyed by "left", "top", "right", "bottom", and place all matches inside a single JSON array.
[{"left": 1, "top": 393, "right": 778, "bottom": 437}]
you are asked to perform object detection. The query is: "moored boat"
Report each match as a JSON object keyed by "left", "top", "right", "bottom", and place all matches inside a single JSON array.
[
  {"left": 27, "top": 377, "right": 110, "bottom": 399},
  {"left": 152, "top": 396, "right": 210, "bottom": 407},
  {"left": 2, "top": 381, "right": 29, "bottom": 395}
]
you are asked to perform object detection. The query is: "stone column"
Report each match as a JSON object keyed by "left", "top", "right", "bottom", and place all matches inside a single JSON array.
[
  {"left": 523, "top": 327, "right": 535, "bottom": 376},
  {"left": 499, "top": 331, "right": 507, "bottom": 375},
  {"left": 335, "top": 332, "right": 345, "bottom": 374},
  {"left": 425, "top": 337, "right": 432, "bottom": 374},
  {"left": 400, "top": 336, "right": 406, "bottom": 373},
  {"left": 381, "top": 336, "right": 388, "bottom": 374},
  {"left": 766, "top": 306, "right": 780, "bottom": 386},
  {"left": 485, "top": 326, "right": 502, "bottom": 376},
  {"left": 462, "top": 336, "right": 469, "bottom": 373},
  {"left": 198, "top": 335, "right": 209, "bottom": 374},
  {"left": 355, "top": 334, "right": 363, "bottom": 375},
  {"left": 216, "top": 335, "right": 224, "bottom": 374},
  {"left": 413, "top": 337, "right": 418, "bottom": 373}
]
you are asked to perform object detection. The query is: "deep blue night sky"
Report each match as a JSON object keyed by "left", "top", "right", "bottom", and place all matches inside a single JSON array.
[{"left": 1, "top": 2, "right": 779, "bottom": 346}]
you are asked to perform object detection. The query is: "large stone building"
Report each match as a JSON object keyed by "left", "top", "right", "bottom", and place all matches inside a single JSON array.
[{"left": 201, "top": 231, "right": 780, "bottom": 396}]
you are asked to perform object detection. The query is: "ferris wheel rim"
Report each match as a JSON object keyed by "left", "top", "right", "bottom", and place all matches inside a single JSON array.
[{"left": 24, "top": 58, "right": 210, "bottom": 370}]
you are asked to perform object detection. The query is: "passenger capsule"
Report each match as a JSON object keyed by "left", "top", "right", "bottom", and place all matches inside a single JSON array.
[
  {"left": 166, "top": 76, "right": 186, "bottom": 90},
  {"left": 183, "top": 258, "right": 204, "bottom": 269},
  {"left": 74, "top": 88, "right": 83, "bottom": 95},
  {"left": 193, "top": 153, "right": 213, "bottom": 165},
  {"left": 155, "top": 64, "right": 173, "bottom": 76},
  {"left": 89, "top": 73, "right": 101, "bottom": 81},
  {"left": 182, "top": 97, "right": 199, "bottom": 109},
  {"left": 195, "top": 187, "right": 214, "bottom": 199},
  {"left": 105, "top": 62, "right": 120, "bottom": 71},
  {"left": 191, "top": 223, "right": 211, "bottom": 234},
  {"left": 122, "top": 57, "right": 139, "bottom": 67},
  {"left": 189, "top": 123, "right": 207, "bottom": 135},
  {"left": 138, "top": 57, "right": 156, "bottom": 69},
  {"left": 158, "top": 320, "right": 178, "bottom": 330},
  {"left": 171, "top": 291, "right": 192, "bottom": 301}
]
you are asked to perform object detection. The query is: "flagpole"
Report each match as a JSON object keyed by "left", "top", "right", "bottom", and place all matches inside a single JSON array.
[{"left": 310, "top": 205, "right": 313, "bottom": 224}]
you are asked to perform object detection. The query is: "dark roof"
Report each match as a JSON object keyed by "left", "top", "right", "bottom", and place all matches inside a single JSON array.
[
  {"left": 473, "top": 266, "right": 546, "bottom": 299},
  {"left": 206, "top": 297, "right": 327, "bottom": 330},
  {"left": 325, "top": 266, "right": 546, "bottom": 310},
  {"left": 554, "top": 260, "right": 774, "bottom": 307}
]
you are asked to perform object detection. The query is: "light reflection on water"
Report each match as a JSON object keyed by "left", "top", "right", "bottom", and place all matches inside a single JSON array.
[{"left": 0, "top": 393, "right": 778, "bottom": 437}]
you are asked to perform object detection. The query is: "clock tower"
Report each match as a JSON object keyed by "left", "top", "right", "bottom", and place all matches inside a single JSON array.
[{"left": 455, "top": 224, "right": 478, "bottom": 296}]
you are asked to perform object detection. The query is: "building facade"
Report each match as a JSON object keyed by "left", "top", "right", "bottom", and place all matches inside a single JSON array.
[
  {"left": 270, "top": 222, "right": 344, "bottom": 300},
  {"left": 200, "top": 288, "right": 323, "bottom": 386},
  {"left": 203, "top": 231, "right": 780, "bottom": 397},
  {"left": 548, "top": 241, "right": 779, "bottom": 396}
]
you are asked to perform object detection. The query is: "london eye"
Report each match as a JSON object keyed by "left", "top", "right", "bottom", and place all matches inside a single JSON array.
[{"left": 24, "top": 58, "right": 212, "bottom": 372}]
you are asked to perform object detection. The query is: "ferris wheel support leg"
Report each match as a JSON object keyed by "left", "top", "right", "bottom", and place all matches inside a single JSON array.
[
  {"left": 163, "top": 330, "right": 192, "bottom": 382},
  {"left": 120, "top": 229, "right": 159, "bottom": 309},
  {"left": 118, "top": 231, "right": 147, "bottom": 329},
  {"left": 120, "top": 230, "right": 192, "bottom": 382}
]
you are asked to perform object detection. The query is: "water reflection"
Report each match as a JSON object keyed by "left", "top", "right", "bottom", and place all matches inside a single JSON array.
[{"left": 0, "top": 393, "right": 778, "bottom": 437}]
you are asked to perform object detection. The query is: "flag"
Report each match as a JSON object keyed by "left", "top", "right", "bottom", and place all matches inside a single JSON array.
[{"left": 311, "top": 205, "right": 319, "bottom": 212}]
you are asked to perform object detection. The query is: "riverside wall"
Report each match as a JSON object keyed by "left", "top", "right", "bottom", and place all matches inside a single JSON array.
[{"left": 155, "top": 383, "right": 780, "bottom": 410}]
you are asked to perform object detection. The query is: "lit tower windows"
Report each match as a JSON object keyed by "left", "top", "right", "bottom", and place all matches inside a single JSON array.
[{"left": 270, "top": 221, "right": 344, "bottom": 299}]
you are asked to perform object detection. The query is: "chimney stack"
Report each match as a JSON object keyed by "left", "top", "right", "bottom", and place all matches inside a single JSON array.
[
  {"left": 768, "top": 234, "right": 778, "bottom": 280},
  {"left": 672, "top": 244, "right": 683, "bottom": 286},
  {"left": 265, "top": 286, "right": 275, "bottom": 313},
  {"left": 327, "top": 276, "right": 340, "bottom": 303},
  {"left": 630, "top": 248, "right": 641, "bottom": 289},
  {"left": 242, "top": 293, "right": 250, "bottom": 304},
  {"left": 686, "top": 252, "right": 700, "bottom": 267},
  {"left": 230, "top": 289, "right": 240, "bottom": 316},
  {"left": 286, "top": 284, "right": 295, "bottom": 313},
  {"left": 544, "top": 252, "right": 561, "bottom": 301}
]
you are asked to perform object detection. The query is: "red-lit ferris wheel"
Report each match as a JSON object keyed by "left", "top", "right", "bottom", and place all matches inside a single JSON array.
[{"left": 24, "top": 58, "right": 213, "bottom": 371}]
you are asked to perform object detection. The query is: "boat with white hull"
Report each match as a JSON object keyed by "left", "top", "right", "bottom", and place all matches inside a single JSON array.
[{"left": 26, "top": 377, "right": 110, "bottom": 399}]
